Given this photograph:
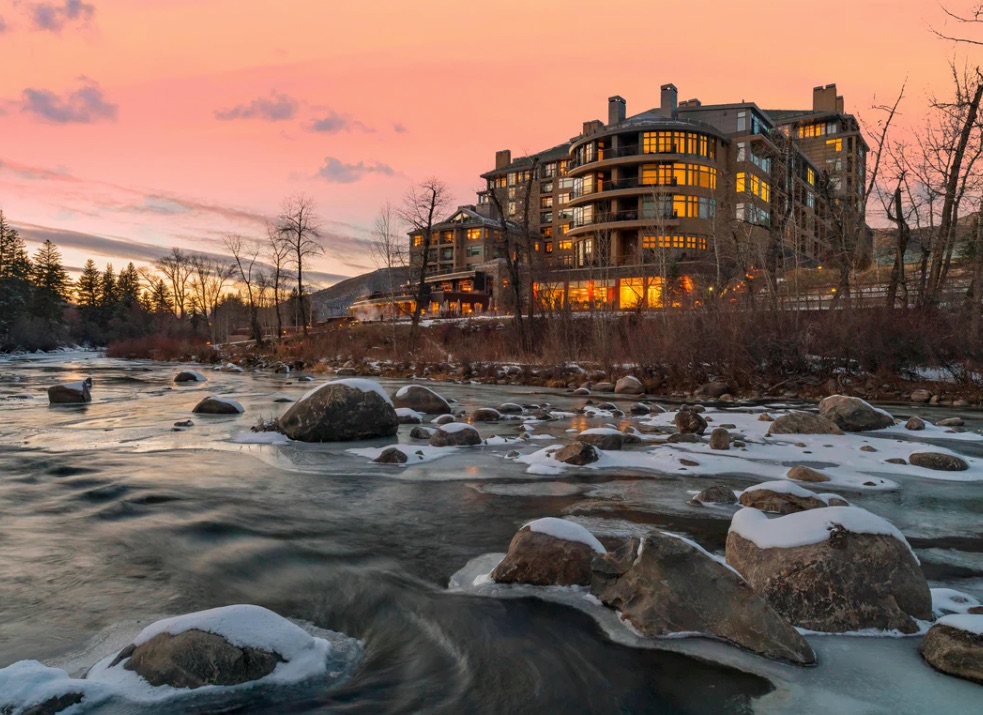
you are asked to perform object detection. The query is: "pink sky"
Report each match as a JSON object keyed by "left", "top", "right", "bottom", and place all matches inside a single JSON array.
[{"left": 0, "top": 0, "right": 973, "bottom": 283}]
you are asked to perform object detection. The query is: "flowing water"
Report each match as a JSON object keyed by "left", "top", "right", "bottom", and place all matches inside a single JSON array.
[{"left": 1, "top": 353, "right": 981, "bottom": 714}]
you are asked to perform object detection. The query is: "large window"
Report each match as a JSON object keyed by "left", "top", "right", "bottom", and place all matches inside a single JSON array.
[
  {"left": 642, "top": 131, "right": 715, "bottom": 159},
  {"left": 736, "top": 172, "right": 770, "bottom": 202},
  {"left": 466, "top": 228, "right": 482, "bottom": 240},
  {"left": 641, "top": 234, "right": 708, "bottom": 251},
  {"left": 641, "top": 163, "right": 717, "bottom": 189},
  {"left": 568, "top": 280, "right": 615, "bottom": 310},
  {"left": 619, "top": 277, "right": 664, "bottom": 309},
  {"left": 826, "top": 138, "right": 843, "bottom": 152}
]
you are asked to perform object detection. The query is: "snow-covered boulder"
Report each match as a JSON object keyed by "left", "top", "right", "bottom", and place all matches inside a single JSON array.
[
  {"left": 471, "top": 408, "right": 501, "bottom": 422},
  {"left": 692, "top": 485, "right": 738, "bottom": 505},
  {"left": 818, "top": 395, "right": 894, "bottom": 432},
  {"left": 906, "top": 416, "right": 926, "bottom": 431},
  {"left": 0, "top": 661, "right": 104, "bottom": 715},
  {"left": 491, "top": 518, "right": 604, "bottom": 587},
  {"left": 395, "top": 407, "right": 423, "bottom": 425},
  {"left": 374, "top": 447, "right": 408, "bottom": 464},
  {"left": 921, "top": 614, "right": 983, "bottom": 685},
  {"left": 629, "top": 402, "right": 652, "bottom": 415},
  {"left": 428, "top": 422, "right": 481, "bottom": 447},
  {"left": 577, "top": 428, "right": 624, "bottom": 451},
  {"left": 192, "top": 396, "right": 244, "bottom": 415},
  {"left": 674, "top": 406, "right": 707, "bottom": 435},
  {"left": 591, "top": 531, "right": 815, "bottom": 665},
  {"left": 725, "top": 507, "right": 932, "bottom": 633},
  {"left": 48, "top": 377, "right": 92, "bottom": 405},
  {"left": 391, "top": 385, "right": 451, "bottom": 415},
  {"left": 278, "top": 379, "right": 397, "bottom": 442},
  {"left": 174, "top": 371, "right": 206, "bottom": 384},
  {"left": 553, "top": 441, "right": 599, "bottom": 465},
  {"left": 786, "top": 465, "right": 830, "bottom": 483},
  {"left": 432, "top": 414, "right": 455, "bottom": 425},
  {"left": 739, "top": 481, "right": 846, "bottom": 514},
  {"left": 86, "top": 605, "right": 345, "bottom": 692},
  {"left": 409, "top": 426, "right": 434, "bottom": 440},
  {"left": 614, "top": 376, "right": 644, "bottom": 395},
  {"left": 592, "top": 381, "right": 615, "bottom": 392},
  {"left": 767, "top": 411, "right": 843, "bottom": 436},
  {"left": 497, "top": 402, "right": 523, "bottom": 414}
]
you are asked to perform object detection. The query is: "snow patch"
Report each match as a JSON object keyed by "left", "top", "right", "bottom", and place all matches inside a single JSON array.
[
  {"left": 301, "top": 379, "right": 392, "bottom": 405},
  {"left": 936, "top": 613, "right": 983, "bottom": 635},
  {"left": 524, "top": 517, "right": 605, "bottom": 554}
]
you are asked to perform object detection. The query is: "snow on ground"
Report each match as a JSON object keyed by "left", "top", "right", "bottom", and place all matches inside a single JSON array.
[
  {"left": 231, "top": 431, "right": 291, "bottom": 445},
  {"left": 524, "top": 517, "right": 605, "bottom": 553},
  {"left": 347, "top": 444, "right": 452, "bottom": 465},
  {"left": 436, "top": 422, "right": 478, "bottom": 434},
  {"left": 931, "top": 588, "right": 981, "bottom": 617},
  {"left": 0, "top": 660, "right": 111, "bottom": 714},
  {"left": 729, "top": 506, "right": 915, "bottom": 555},
  {"left": 301, "top": 379, "right": 392, "bottom": 405},
  {"left": 741, "top": 480, "right": 849, "bottom": 506}
]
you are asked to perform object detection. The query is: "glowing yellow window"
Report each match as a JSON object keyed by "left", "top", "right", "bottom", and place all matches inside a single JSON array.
[
  {"left": 559, "top": 240, "right": 572, "bottom": 250},
  {"left": 826, "top": 138, "right": 842, "bottom": 152},
  {"left": 736, "top": 172, "right": 747, "bottom": 193}
]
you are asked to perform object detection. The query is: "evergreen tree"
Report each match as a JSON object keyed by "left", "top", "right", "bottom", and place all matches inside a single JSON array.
[
  {"left": 0, "top": 211, "right": 34, "bottom": 342},
  {"left": 117, "top": 263, "right": 141, "bottom": 309},
  {"left": 30, "top": 240, "right": 69, "bottom": 323},
  {"left": 99, "top": 264, "right": 119, "bottom": 319},
  {"left": 76, "top": 259, "right": 101, "bottom": 309},
  {"left": 147, "top": 277, "right": 173, "bottom": 314}
]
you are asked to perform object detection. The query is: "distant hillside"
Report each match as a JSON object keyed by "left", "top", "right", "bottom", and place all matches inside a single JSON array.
[{"left": 311, "top": 267, "right": 410, "bottom": 319}]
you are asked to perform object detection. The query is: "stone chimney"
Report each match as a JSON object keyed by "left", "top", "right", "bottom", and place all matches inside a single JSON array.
[
  {"left": 813, "top": 84, "right": 839, "bottom": 113},
  {"left": 495, "top": 150, "right": 512, "bottom": 170},
  {"left": 660, "top": 83, "right": 678, "bottom": 117},
  {"left": 608, "top": 95, "right": 626, "bottom": 126},
  {"left": 679, "top": 98, "right": 702, "bottom": 109},
  {"left": 582, "top": 119, "right": 604, "bottom": 135}
]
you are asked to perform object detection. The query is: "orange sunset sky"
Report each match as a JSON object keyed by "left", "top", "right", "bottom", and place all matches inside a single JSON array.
[{"left": 0, "top": 0, "right": 977, "bottom": 285}]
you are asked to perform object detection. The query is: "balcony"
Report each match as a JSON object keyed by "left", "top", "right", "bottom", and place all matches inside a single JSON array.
[
  {"left": 568, "top": 210, "right": 682, "bottom": 236},
  {"left": 569, "top": 176, "right": 681, "bottom": 202}
]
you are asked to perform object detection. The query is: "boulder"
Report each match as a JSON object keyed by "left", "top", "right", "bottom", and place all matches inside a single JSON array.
[
  {"left": 739, "top": 482, "right": 830, "bottom": 514},
  {"left": 786, "top": 465, "right": 830, "bottom": 483},
  {"left": 20, "top": 693, "right": 85, "bottom": 715},
  {"left": 692, "top": 485, "right": 737, "bottom": 505},
  {"left": 921, "top": 616, "right": 983, "bottom": 685},
  {"left": 192, "top": 396, "right": 244, "bottom": 415},
  {"left": 694, "top": 381, "right": 731, "bottom": 399},
  {"left": 709, "top": 427, "right": 730, "bottom": 450},
  {"left": 593, "top": 381, "right": 615, "bottom": 392},
  {"left": 497, "top": 402, "right": 523, "bottom": 414},
  {"left": 409, "top": 426, "right": 434, "bottom": 440},
  {"left": 471, "top": 408, "right": 501, "bottom": 422},
  {"left": 614, "top": 376, "right": 644, "bottom": 395},
  {"left": 491, "top": 518, "right": 604, "bottom": 586},
  {"left": 592, "top": 531, "right": 815, "bottom": 665},
  {"left": 374, "top": 447, "right": 408, "bottom": 464},
  {"left": 432, "top": 414, "right": 455, "bottom": 425},
  {"left": 572, "top": 387, "right": 591, "bottom": 396},
  {"left": 726, "top": 507, "right": 932, "bottom": 633},
  {"left": 112, "top": 629, "right": 281, "bottom": 689},
  {"left": 667, "top": 433, "right": 701, "bottom": 444},
  {"left": 396, "top": 408, "right": 422, "bottom": 424},
  {"left": 909, "top": 452, "right": 969, "bottom": 472},
  {"left": 818, "top": 395, "right": 894, "bottom": 432},
  {"left": 905, "top": 416, "right": 926, "bottom": 431},
  {"left": 674, "top": 406, "right": 708, "bottom": 435},
  {"left": 429, "top": 423, "right": 481, "bottom": 447},
  {"left": 278, "top": 380, "right": 397, "bottom": 442},
  {"left": 577, "top": 429, "right": 624, "bottom": 451},
  {"left": 937, "top": 417, "right": 965, "bottom": 427},
  {"left": 554, "top": 442, "right": 599, "bottom": 465},
  {"left": 174, "top": 371, "right": 206, "bottom": 384},
  {"left": 910, "top": 389, "right": 932, "bottom": 403},
  {"left": 629, "top": 402, "right": 652, "bottom": 415},
  {"left": 767, "top": 411, "right": 844, "bottom": 436},
  {"left": 392, "top": 385, "right": 451, "bottom": 414},
  {"left": 47, "top": 378, "right": 92, "bottom": 405}
]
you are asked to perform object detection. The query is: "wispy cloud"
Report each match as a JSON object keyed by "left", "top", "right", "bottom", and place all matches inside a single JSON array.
[
  {"left": 31, "top": 0, "right": 95, "bottom": 32},
  {"left": 215, "top": 92, "right": 297, "bottom": 121},
  {"left": 316, "top": 157, "right": 396, "bottom": 184},
  {"left": 21, "top": 79, "right": 117, "bottom": 123},
  {"left": 0, "top": 16, "right": 8, "bottom": 33},
  {"left": 393, "top": 123, "right": 408, "bottom": 133},
  {"left": 310, "top": 110, "right": 374, "bottom": 133}
]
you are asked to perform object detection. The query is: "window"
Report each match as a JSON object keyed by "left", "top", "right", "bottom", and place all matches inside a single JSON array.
[
  {"left": 641, "top": 234, "right": 708, "bottom": 251},
  {"left": 557, "top": 192, "right": 570, "bottom": 205},
  {"left": 508, "top": 201, "right": 517, "bottom": 216},
  {"left": 619, "top": 277, "right": 664, "bottom": 309},
  {"left": 641, "top": 163, "right": 716, "bottom": 188},
  {"left": 736, "top": 172, "right": 770, "bottom": 202},
  {"left": 558, "top": 239, "right": 572, "bottom": 250},
  {"left": 541, "top": 181, "right": 553, "bottom": 194},
  {"left": 542, "top": 226, "right": 553, "bottom": 238},
  {"left": 541, "top": 162, "right": 556, "bottom": 179},
  {"left": 466, "top": 228, "right": 482, "bottom": 241},
  {"left": 466, "top": 246, "right": 482, "bottom": 258},
  {"left": 737, "top": 142, "right": 746, "bottom": 162},
  {"left": 806, "top": 167, "right": 816, "bottom": 186},
  {"left": 507, "top": 187, "right": 516, "bottom": 199},
  {"left": 642, "top": 131, "right": 715, "bottom": 158},
  {"left": 442, "top": 231, "right": 454, "bottom": 243},
  {"left": 826, "top": 138, "right": 842, "bottom": 152},
  {"left": 558, "top": 177, "right": 574, "bottom": 189},
  {"left": 545, "top": 241, "right": 554, "bottom": 254},
  {"left": 412, "top": 235, "right": 423, "bottom": 247},
  {"left": 737, "top": 111, "right": 747, "bottom": 132},
  {"left": 540, "top": 196, "right": 553, "bottom": 209},
  {"left": 440, "top": 247, "right": 453, "bottom": 260},
  {"left": 507, "top": 172, "right": 517, "bottom": 186},
  {"left": 493, "top": 176, "right": 506, "bottom": 188}
]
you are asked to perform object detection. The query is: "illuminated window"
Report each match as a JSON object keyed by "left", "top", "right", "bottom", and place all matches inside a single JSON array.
[
  {"left": 559, "top": 239, "right": 572, "bottom": 250},
  {"left": 806, "top": 167, "right": 816, "bottom": 186},
  {"left": 442, "top": 231, "right": 454, "bottom": 243},
  {"left": 466, "top": 228, "right": 482, "bottom": 240},
  {"left": 412, "top": 235, "right": 423, "bottom": 247},
  {"left": 541, "top": 196, "right": 553, "bottom": 209},
  {"left": 826, "top": 138, "right": 843, "bottom": 152},
  {"left": 619, "top": 277, "right": 664, "bottom": 309},
  {"left": 542, "top": 226, "right": 553, "bottom": 238},
  {"left": 545, "top": 241, "right": 554, "bottom": 253},
  {"left": 641, "top": 234, "right": 708, "bottom": 251}
]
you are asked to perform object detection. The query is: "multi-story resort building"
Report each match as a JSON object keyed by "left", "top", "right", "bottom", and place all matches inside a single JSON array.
[{"left": 350, "top": 83, "right": 868, "bottom": 319}]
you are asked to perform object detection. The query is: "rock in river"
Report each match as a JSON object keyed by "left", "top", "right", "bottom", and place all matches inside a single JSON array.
[
  {"left": 391, "top": 385, "right": 451, "bottom": 414},
  {"left": 491, "top": 518, "right": 605, "bottom": 587},
  {"left": 921, "top": 614, "right": 983, "bottom": 685},
  {"left": 429, "top": 423, "right": 481, "bottom": 447},
  {"left": 192, "top": 396, "right": 244, "bottom": 415},
  {"left": 47, "top": 377, "right": 92, "bottom": 405},
  {"left": 278, "top": 379, "right": 397, "bottom": 442},
  {"left": 818, "top": 395, "right": 894, "bottom": 432},
  {"left": 767, "top": 411, "right": 843, "bottom": 436}
]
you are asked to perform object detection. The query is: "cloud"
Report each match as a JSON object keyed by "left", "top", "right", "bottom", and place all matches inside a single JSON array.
[
  {"left": 215, "top": 92, "right": 297, "bottom": 121},
  {"left": 310, "top": 111, "right": 374, "bottom": 133},
  {"left": 31, "top": 0, "right": 95, "bottom": 32},
  {"left": 0, "top": 16, "right": 8, "bottom": 33},
  {"left": 393, "top": 123, "right": 408, "bottom": 133},
  {"left": 316, "top": 157, "right": 396, "bottom": 184},
  {"left": 21, "top": 79, "right": 117, "bottom": 123}
]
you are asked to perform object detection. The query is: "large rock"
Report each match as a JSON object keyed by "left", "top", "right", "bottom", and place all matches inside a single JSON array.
[
  {"left": 47, "top": 378, "right": 92, "bottom": 405},
  {"left": 908, "top": 452, "right": 969, "bottom": 471},
  {"left": 429, "top": 423, "right": 481, "bottom": 447},
  {"left": 709, "top": 427, "right": 730, "bottom": 450},
  {"left": 726, "top": 507, "right": 932, "bottom": 633},
  {"left": 374, "top": 447, "right": 408, "bottom": 464},
  {"left": 278, "top": 379, "right": 398, "bottom": 442},
  {"left": 739, "top": 482, "right": 836, "bottom": 514},
  {"left": 577, "top": 429, "right": 624, "bottom": 451},
  {"left": 491, "top": 518, "right": 604, "bottom": 586},
  {"left": 192, "top": 396, "right": 244, "bottom": 415},
  {"left": 786, "top": 465, "right": 830, "bottom": 483},
  {"left": 111, "top": 629, "right": 281, "bottom": 688},
  {"left": 471, "top": 408, "right": 501, "bottom": 422},
  {"left": 905, "top": 416, "right": 926, "bottom": 431},
  {"left": 818, "top": 395, "right": 894, "bottom": 432},
  {"left": 767, "top": 411, "right": 844, "bottom": 436},
  {"left": 910, "top": 389, "right": 932, "bottom": 403},
  {"left": 921, "top": 616, "right": 983, "bottom": 685},
  {"left": 592, "top": 381, "right": 615, "bottom": 392},
  {"left": 391, "top": 385, "right": 451, "bottom": 414},
  {"left": 592, "top": 531, "right": 815, "bottom": 665},
  {"left": 554, "top": 442, "right": 599, "bottom": 465},
  {"left": 694, "top": 381, "right": 731, "bottom": 399},
  {"left": 692, "top": 485, "right": 737, "bottom": 505},
  {"left": 674, "top": 406, "right": 708, "bottom": 435},
  {"left": 174, "top": 371, "right": 206, "bottom": 384},
  {"left": 614, "top": 376, "right": 644, "bottom": 395}
]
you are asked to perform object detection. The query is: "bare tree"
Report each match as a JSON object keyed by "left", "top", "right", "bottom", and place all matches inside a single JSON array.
[
  {"left": 277, "top": 194, "right": 323, "bottom": 336},
  {"left": 265, "top": 221, "right": 291, "bottom": 344},
  {"left": 398, "top": 178, "right": 452, "bottom": 349},
  {"left": 225, "top": 234, "right": 264, "bottom": 345},
  {"left": 153, "top": 248, "right": 195, "bottom": 318},
  {"left": 370, "top": 201, "right": 407, "bottom": 350},
  {"left": 189, "top": 254, "right": 235, "bottom": 341}
]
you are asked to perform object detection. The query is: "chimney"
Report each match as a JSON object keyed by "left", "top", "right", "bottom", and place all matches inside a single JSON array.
[
  {"left": 608, "top": 95, "right": 626, "bottom": 126},
  {"left": 495, "top": 150, "right": 512, "bottom": 169},
  {"left": 836, "top": 94, "right": 844, "bottom": 113},
  {"left": 679, "top": 98, "right": 702, "bottom": 109},
  {"left": 582, "top": 119, "right": 604, "bottom": 135},
  {"left": 813, "top": 84, "right": 838, "bottom": 112},
  {"left": 660, "top": 83, "right": 678, "bottom": 118}
]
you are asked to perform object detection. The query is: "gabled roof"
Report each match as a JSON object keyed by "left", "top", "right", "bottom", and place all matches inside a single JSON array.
[{"left": 481, "top": 141, "right": 572, "bottom": 177}]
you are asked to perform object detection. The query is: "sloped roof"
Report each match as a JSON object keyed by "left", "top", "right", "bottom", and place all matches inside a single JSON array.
[{"left": 482, "top": 141, "right": 572, "bottom": 176}]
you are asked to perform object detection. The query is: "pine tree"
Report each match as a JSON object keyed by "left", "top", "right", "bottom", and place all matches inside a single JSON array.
[
  {"left": 117, "top": 263, "right": 141, "bottom": 309},
  {"left": 0, "top": 211, "right": 33, "bottom": 342},
  {"left": 76, "top": 259, "right": 101, "bottom": 308},
  {"left": 30, "top": 240, "right": 69, "bottom": 323},
  {"left": 99, "top": 264, "right": 119, "bottom": 319},
  {"left": 147, "top": 277, "right": 173, "bottom": 314}
]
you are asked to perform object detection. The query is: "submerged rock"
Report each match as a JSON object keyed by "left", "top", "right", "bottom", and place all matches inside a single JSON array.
[
  {"left": 818, "top": 395, "right": 894, "bottom": 432},
  {"left": 492, "top": 518, "right": 604, "bottom": 587},
  {"left": 174, "top": 371, "right": 206, "bottom": 384},
  {"left": 278, "top": 380, "right": 397, "bottom": 442},
  {"left": 47, "top": 378, "right": 92, "bottom": 405},
  {"left": 921, "top": 616, "right": 983, "bottom": 685},
  {"left": 726, "top": 507, "right": 932, "bottom": 633},
  {"left": 767, "top": 412, "right": 843, "bottom": 436},
  {"left": 429, "top": 423, "right": 481, "bottom": 447},
  {"left": 909, "top": 452, "right": 969, "bottom": 472},
  {"left": 592, "top": 531, "right": 815, "bottom": 665},
  {"left": 392, "top": 385, "right": 451, "bottom": 414}
]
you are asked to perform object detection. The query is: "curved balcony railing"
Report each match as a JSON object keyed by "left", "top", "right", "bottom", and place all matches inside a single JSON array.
[
  {"left": 569, "top": 176, "right": 683, "bottom": 200},
  {"left": 571, "top": 210, "right": 682, "bottom": 229}
]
